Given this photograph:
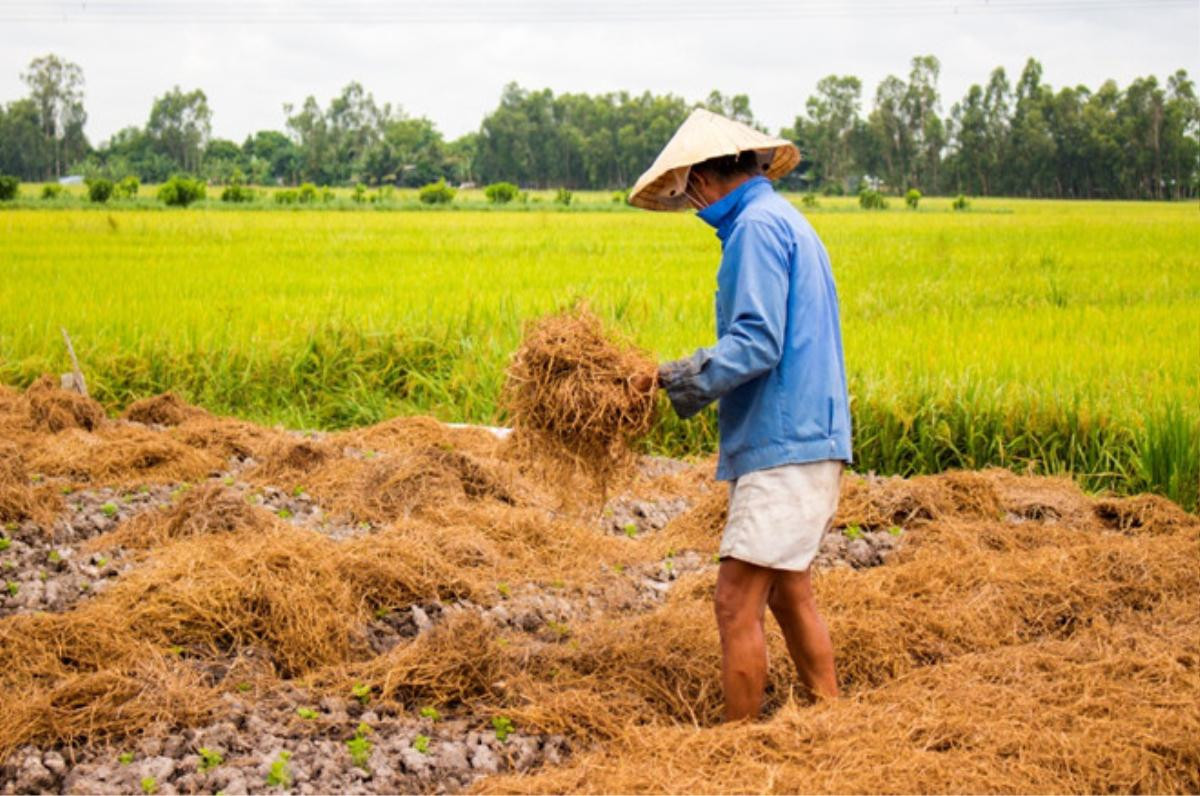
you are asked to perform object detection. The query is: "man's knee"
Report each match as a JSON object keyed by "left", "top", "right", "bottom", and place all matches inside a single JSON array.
[{"left": 767, "top": 570, "right": 815, "bottom": 615}]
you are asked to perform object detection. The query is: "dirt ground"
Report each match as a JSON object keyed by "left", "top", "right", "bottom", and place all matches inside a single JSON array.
[{"left": 0, "top": 384, "right": 1196, "bottom": 794}]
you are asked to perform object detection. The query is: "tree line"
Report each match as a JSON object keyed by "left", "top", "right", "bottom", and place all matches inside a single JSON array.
[{"left": 1, "top": 53, "right": 1196, "bottom": 199}]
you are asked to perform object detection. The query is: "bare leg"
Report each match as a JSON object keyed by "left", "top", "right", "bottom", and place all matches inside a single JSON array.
[
  {"left": 714, "top": 558, "right": 775, "bottom": 721},
  {"left": 767, "top": 568, "right": 839, "bottom": 700}
]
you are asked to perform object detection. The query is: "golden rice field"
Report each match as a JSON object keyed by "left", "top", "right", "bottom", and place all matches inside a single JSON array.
[{"left": 0, "top": 196, "right": 1197, "bottom": 507}]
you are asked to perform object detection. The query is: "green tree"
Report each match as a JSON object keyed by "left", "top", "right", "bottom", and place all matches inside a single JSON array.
[
  {"left": 20, "top": 54, "right": 88, "bottom": 179},
  {"left": 147, "top": 86, "right": 212, "bottom": 173}
]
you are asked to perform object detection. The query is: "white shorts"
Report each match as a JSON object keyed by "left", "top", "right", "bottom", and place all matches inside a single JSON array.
[{"left": 721, "top": 460, "right": 844, "bottom": 571}]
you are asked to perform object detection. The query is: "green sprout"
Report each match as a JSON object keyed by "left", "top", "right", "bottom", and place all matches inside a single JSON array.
[
  {"left": 198, "top": 747, "right": 223, "bottom": 772},
  {"left": 351, "top": 682, "right": 371, "bottom": 704},
  {"left": 296, "top": 707, "right": 318, "bottom": 720},
  {"left": 60, "top": 485, "right": 73, "bottom": 495},
  {"left": 346, "top": 724, "right": 372, "bottom": 770},
  {"left": 545, "top": 620, "right": 571, "bottom": 639},
  {"left": 845, "top": 525, "right": 863, "bottom": 541},
  {"left": 6, "top": 581, "right": 18, "bottom": 597},
  {"left": 266, "top": 751, "right": 292, "bottom": 788},
  {"left": 0, "top": 537, "right": 10, "bottom": 552},
  {"left": 235, "top": 682, "right": 252, "bottom": 693},
  {"left": 118, "top": 752, "right": 134, "bottom": 765},
  {"left": 888, "top": 525, "right": 903, "bottom": 536},
  {"left": 3, "top": 520, "right": 16, "bottom": 531},
  {"left": 492, "top": 715, "right": 514, "bottom": 743},
  {"left": 497, "top": 581, "right": 511, "bottom": 599},
  {"left": 276, "top": 508, "right": 293, "bottom": 519},
  {"left": 167, "top": 645, "right": 184, "bottom": 656},
  {"left": 292, "top": 485, "right": 305, "bottom": 497},
  {"left": 222, "top": 476, "right": 235, "bottom": 486},
  {"left": 48, "top": 550, "right": 61, "bottom": 564},
  {"left": 419, "top": 706, "right": 441, "bottom": 722},
  {"left": 412, "top": 734, "right": 430, "bottom": 755},
  {"left": 623, "top": 522, "right": 638, "bottom": 538},
  {"left": 97, "top": 556, "right": 109, "bottom": 567},
  {"left": 140, "top": 776, "right": 157, "bottom": 795},
  {"left": 101, "top": 502, "right": 118, "bottom": 517}
]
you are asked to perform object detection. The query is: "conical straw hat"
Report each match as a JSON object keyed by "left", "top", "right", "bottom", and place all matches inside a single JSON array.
[{"left": 628, "top": 107, "right": 800, "bottom": 211}]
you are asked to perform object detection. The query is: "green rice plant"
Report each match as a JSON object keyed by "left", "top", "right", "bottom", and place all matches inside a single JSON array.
[
  {"left": 0, "top": 200, "right": 1195, "bottom": 508},
  {"left": 266, "top": 751, "right": 292, "bottom": 788}
]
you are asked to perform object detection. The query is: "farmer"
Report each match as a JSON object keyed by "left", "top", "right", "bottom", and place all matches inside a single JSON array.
[{"left": 629, "top": 108, "right": 852, "bottom": 721}]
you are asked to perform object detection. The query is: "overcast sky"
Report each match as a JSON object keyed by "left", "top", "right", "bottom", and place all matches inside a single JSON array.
[{"left": 1, "top": 1, "right": 1197, "bottom": 145}]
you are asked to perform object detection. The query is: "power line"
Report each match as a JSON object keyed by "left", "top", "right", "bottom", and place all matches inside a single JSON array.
[{"left": 0, "top": 0, "right": 1194, "bottom": 24}]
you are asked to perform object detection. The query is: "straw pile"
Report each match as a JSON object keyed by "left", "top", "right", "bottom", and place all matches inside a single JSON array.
[
  {"left": 503, "top": 307, "right": 658, "bottom": 489},
  {"left": 1, "top": 376, "right": 1198, "bottom": 793}
]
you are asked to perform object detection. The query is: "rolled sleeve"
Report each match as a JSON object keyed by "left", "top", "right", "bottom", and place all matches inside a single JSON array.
[{"left": 660, "top": 220, "right": 790, "bottom": 418}]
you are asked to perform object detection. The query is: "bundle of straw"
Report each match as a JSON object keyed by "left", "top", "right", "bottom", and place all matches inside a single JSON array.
[{"left": 503, "top": 307, "right": 657, "bottom": 487}]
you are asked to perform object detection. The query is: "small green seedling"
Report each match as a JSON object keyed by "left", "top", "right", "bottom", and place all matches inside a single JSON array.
[
  {"left": 140, "top": 776, "right": 157, "bottom": 795},
  {"left": 197, "top": 747, "right": 223, "bottom": 772},
  {"left": 613, "top": 563, "right": 625, "bottom": 574},
  {"left": 292, "top": 485, "right": 305, "bottom": 497},
  {"left": 117, "top": 752, "right": 134, "bottom": 765},
  {"left": 492, "top": 715, "right": 514, "bottom": 743},
  {"left": 4, "top": 520, "right": 16, "bottom": 531},
  {"left": 711, "top": 553, "right": 721, "bottom": 564},
  {"left": 235, "top": 682, "right": 252, "bottom": 693},
  {"left": 623, "top": 523, "right": 637, "bottom": 538},
  {"left": 276, "top": 508, "right": 293, "bottom": 519},
  {"left": 363, "top": 449, "right": 377, "bottom": 460},
  {"left": 374, "top": 606, "right": 390, "bottom": 619},
  {"left": 0, "top": 538, "right": 10, "bottom": 552},
  {"left": 845, "top": 525, "right": 863, "bottom": 541},
  {"left": 97, "top": 557, "right": 109, "bottom": 567},
  {"left": 296, "top": 707, "right": 318, "bottom": 720},
  {"left": 101, "top": 502, "right": 117, "bottom": 517},
  {"left": 346, "top": 723, "right": 372, "bottom": 770},
  {"left": 6, "top": 581, "right": 18, "bottom": 597},
  {"left": 60, "top": 486, "right": 73, "bottom": 495},
  {"left": 48, "top": 550, "right": 62, "bottom": 564},
  {"left": 549, "top": 578, "right": 565, "bottom": 589},
  {"left": 167, "top": 645, "right": 184, "bottom": 656},
  {"left": 137, "top": 485, "right": 149, "bottom": 494},
  {"left": 545, "top": 620, "right": 571, "bottom": 639},
  {"left": 266, "top": 751, "right": 292, "bottom": 788},
  {"left": 412, "top": 734, "right": 430, "bottom": 755},
  {"left": 222, "top": 476, "right": 235, "bottom": 486},
  {"left": 351, "top": 682, "right": 371, "bottom": 704},
  {"left": 497, "top": 581, "right": 511, "bottom": 599},
  {"left": 79, "top": 581, "right": 90, "bottom": 591},
  {"left": 888, "top": 525, "right": 903, "bottom": 536},
  {"left": 419, "top": 706, "right": 441, "bottom": 722}
]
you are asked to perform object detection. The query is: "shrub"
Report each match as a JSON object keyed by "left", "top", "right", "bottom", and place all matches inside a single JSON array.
[
  {"left": 297, "top": 182, "right": 319, "bottom": 204},
  {"left": 484, "top": 181, "right": 519, "bottom": 204},
  {"left": 114, "top": 175, "right": 140, "bottom": 199},
  {"left": 858, "top": 188, "right": 888, "bottom": 210},
  {"left": 801, "top": 193, "right": 819, "bottom": 208},
  {"left": 321, "top": 188, "right": 335, "bottom": 203},
  {"left": 158, "top": 175, "right": 206, "bottom": 207},
  {"left": 86, "top": 178, "right": 114, "bottom": 203},
  {"left": 554, "top": 187, "right": 572, "bottom": 206},
  {"left": 953, "top": 194, "right": 970, "bottom": 211},
  {"left": 352, "top": 183, "right": 366, "bottom": 203},
  {"left": 275, "top": 189, "right": 298, "bottom": 205},
  {"left": 41, "top": 184, "right": 64, "bottom": 200},
  {"left": 220, "top": 170, "right": 255, "bottom": 203},
  {"left": 905, "top": 188, "right": 922, "bottom": 209},
  {"left": 0, "top": 175, "right": 17, "bottom": 201},
  {"left": 419, "top": 178, "right": 456, "bottom": 205},
  {"left": 611, "top": 190, "right": 628, "bottom": 204}
]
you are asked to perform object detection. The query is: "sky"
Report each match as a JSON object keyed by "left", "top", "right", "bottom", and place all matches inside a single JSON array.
[{"left": 1, "top": 0, "right": 1197, "bottom": 146}]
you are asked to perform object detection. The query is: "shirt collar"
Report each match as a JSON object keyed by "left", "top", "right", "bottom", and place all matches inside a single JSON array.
[{"left": 696, "top": 175, "right": 770, "bottom": 240}]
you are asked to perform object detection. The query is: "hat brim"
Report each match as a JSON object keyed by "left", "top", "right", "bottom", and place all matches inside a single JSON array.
[{"left": 628, "top": 143, "right": 800, "bottom": 211}]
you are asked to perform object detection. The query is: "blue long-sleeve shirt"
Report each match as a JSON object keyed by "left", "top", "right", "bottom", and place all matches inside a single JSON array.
[{"left": 660, "top": 176, "right": 852, "bottom": 481}]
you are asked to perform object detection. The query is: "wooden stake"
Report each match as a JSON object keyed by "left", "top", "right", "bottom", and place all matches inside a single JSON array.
[{"left": 60, "top": 327, "right": 88, "bottom": 398}]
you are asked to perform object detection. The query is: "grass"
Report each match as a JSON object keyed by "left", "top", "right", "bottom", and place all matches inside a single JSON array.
[{"left": 0, "top": 198, "right": 1196, "bottom": 508}]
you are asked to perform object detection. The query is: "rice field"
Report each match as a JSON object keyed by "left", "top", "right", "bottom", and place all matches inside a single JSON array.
[{"left": 0, "top": 196, "right": 1197, "bottom": 507}]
